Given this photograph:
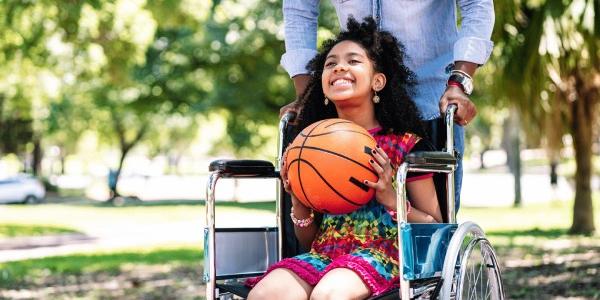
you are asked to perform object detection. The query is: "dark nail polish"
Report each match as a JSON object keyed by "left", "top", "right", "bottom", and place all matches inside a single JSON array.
[
  {"left": 364, "top": 180, "right": 368, "bottom": 184},
  {"left": 369, "top": 159, "right": 374, "bottom": 163},
  {"left": 372, "top": 149, "right": 376, "bottom": 154}
]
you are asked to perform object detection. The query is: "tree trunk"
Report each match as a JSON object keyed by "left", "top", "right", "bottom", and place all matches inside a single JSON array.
[
  {"left": 32, "top": 139, "right": 42, "bottom": 176},
  {"left": 479, "top": 148, "right": 488, "bottom": 169},
  {"left": 112, "top": 146, "right": 130, "bottom": 196},
  {"left": 569, "top": 83, "right": 596, "bottom": 235},
  {"left": 549, "top": 160, "right": 558, "bottom": 186},
  {"left": 60, "top": 153, "right": 66, "bottom": 175},
  {"left": 507, "top": 107, "right": 522, "bottom": 207},
  {"left": 109, "top": 114, "right": 148, "bottom": 200}
]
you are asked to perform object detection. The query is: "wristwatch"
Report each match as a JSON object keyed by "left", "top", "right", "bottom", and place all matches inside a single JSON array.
[{"left": 447, "top": 71, "right": 473, "bottom": 95}]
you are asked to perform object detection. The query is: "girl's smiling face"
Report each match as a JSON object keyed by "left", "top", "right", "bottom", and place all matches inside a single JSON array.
[{"left": 322, "top": 40, "right": 385, "bottom": 105}]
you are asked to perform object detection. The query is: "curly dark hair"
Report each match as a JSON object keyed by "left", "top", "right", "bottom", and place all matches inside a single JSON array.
[{"left": 297, "top": 17, "right": 426, "bottom": 137}]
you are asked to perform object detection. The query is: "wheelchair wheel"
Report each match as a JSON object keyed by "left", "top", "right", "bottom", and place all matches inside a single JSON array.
[
  {"left": 439, "top": 222, "right": 504, "bottom": 300},
  {"left": 455, "top": 237, "right": 503, "bottom": 300}
]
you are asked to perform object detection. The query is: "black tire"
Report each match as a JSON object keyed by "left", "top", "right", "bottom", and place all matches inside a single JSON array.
[{"left": 23, "top": 195, "right": 39, "bottom": 204}]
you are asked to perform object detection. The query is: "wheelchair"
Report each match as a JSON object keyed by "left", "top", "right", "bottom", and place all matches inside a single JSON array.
[{"left": 205, "top": 105, "right": 504, "bottom": 299}]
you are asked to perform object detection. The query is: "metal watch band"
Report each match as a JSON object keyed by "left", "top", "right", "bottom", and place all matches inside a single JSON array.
[{"left": 447, "top": 73, "right": 473, "bottom": 95}]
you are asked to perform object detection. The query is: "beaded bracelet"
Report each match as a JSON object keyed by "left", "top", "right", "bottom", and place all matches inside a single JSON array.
[{"left": 291, "top": 206, "right": 314, "bottom": 228}]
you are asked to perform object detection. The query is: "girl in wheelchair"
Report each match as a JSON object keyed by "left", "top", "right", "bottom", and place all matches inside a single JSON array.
[{"left": 247, "top": 17, "right": 442, "bottom": 300}]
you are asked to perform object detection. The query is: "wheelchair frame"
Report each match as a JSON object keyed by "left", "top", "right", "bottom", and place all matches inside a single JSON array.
[{"left": 205, "top": 106, "right": 504, "bottom": 299}]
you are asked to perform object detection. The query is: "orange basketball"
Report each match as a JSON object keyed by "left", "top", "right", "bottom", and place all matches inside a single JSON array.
[{"left": 285, "top": 119, "right": 378, "bottom": 214}]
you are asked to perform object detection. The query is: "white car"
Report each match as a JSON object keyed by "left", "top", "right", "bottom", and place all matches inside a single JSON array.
[{"left": 0, "top": 175, "right": 46, "bottom": 204}]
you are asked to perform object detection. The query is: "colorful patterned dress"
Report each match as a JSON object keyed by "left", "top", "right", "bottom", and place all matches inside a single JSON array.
[{"left": 247, "top": 127, "right": 432, "bottom": 296}]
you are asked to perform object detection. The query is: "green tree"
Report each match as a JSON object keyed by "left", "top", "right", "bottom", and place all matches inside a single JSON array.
[
  {"left": 493, "top": 0, "right": 599, "bottom": 234},
  {"left": 201, "top": 0, "right": 339, "bottom": 156}
]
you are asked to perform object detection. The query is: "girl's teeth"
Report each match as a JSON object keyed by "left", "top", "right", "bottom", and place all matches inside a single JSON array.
[{"left": 333, "top": 79, "right": 351, "bottom": 86}]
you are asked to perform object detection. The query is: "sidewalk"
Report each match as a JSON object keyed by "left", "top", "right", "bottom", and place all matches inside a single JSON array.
[
  {"left": 0, "top": 209, "right": 274, "bottom": 263},
  {"left": 0, "top": 233, "right": 95, "bottom": 251}
]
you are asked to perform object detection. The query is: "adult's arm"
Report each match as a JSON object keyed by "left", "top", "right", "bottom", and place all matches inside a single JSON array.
[
  {"left": 282, "top": 0, "right": 320, "bottom": 100},
  {"left": 440, "top": 0, "right": 495, "bottom": 125},
  {"left": 454, "top": 0, "right": 495, "bottom": 71}
]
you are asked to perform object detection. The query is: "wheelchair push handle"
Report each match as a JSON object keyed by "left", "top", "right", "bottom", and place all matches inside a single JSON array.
[
  {"left": 277, "top": 111, "right": 297, "bottom": 171},
  {"left": 444, "top": 104, "right": 458, "bottom": 156},
  {"left": 281, "top": 111, "right": 297, "bottom": 124}
]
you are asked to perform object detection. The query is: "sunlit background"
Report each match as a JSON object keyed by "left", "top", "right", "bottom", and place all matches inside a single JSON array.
[{"left": 0, "top": 0, "right": 599, "bottom": 299}]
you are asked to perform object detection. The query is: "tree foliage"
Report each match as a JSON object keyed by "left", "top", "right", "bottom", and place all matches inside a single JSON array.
[{"left": 490, "top": 0, "right": 599, "bottom": 234}]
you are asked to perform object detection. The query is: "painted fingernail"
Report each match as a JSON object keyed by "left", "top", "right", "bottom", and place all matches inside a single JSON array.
[
  {"left": 369, "top": 159, "right": 374, "bottom": 163},
  {"left": 364, "top": 180, "right": 368, "bottom": 184},
  {"left": 376, "top": 145, "right": 381, "bottom": 148},
  {"left": 372, "top": 149, "right": 377, "bottom": 154}
]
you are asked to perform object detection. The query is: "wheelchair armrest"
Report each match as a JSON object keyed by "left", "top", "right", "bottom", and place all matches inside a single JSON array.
[
  {"left": 406, "top": 151, "right": 456, "bottom": 166},
  {"left": 209, "top": 159, "right": 277, "bottom": 177}
]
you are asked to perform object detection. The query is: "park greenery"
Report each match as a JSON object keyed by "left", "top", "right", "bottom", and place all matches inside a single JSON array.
[
  {"left": 0, "top": 200, "right": 599, "bottom": 298},
  {"left": 0, "top": 0, "right": 598, "bottom": 228}
]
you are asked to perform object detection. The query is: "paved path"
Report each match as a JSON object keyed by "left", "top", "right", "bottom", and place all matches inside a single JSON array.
[{"left": 0, "top": 209, "right": 274, "bottom": 263}]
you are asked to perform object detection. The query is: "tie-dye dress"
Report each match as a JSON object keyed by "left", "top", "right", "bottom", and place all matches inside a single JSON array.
[{"left": 247, "top": 127, "right": 432, "bottom": 296}]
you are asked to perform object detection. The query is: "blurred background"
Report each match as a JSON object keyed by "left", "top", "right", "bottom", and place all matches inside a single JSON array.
[{"left": 0, "top": 0, "right": 598, "bottom": 299}]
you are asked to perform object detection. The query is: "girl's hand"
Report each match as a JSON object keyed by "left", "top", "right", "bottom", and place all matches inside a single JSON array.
[
  {"left": 280, "top": 149, "right": 293, "bottom": 194},
  {"left": 364, "top": 145, "right": 396, "bottom": 210},
  {"left": 281, "top": 149, "right": 312, "bottom": 213},
  {"left": 281, "top": 149, "right": 303, "bottom": 203}
]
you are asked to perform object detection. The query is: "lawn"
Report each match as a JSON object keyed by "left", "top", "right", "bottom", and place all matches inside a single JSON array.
[
  {"left": 0, "top": 224, "right": 80, "bottom": 238},
  {"left": 0, "top": 197, "right": 599, "bottom": 299},
  {"left": 0, "top": 247, "right": 204, "bottom": 299},
  {"left": 460, "top": 199, "right": 600, "bottom": 299}
]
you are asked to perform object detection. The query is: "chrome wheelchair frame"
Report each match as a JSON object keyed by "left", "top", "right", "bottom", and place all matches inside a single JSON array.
[{"left": 205, "top": 106, "right": 504, "bottom": 299}]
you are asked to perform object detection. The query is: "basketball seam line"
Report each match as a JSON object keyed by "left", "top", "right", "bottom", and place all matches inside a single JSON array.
[
  {"left": 286, "top": 145, "right": 377, "bottom": 177},
  {"left": 288, "top": 158, "right": 363, "bottom": 207},
  {"left": 299, "top": 129, "right": 374, "bottom": 140},
  {"left": 295, "top": 119, "right": 328, "bottom": 210},
  {"left": 323, "top": 120, "right": 352, "bottom": 128}
]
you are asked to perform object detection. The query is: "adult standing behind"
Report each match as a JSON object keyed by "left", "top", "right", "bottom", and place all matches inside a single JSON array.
[{"left": 280, "top": 0, "right": 494, "bottom": 210}]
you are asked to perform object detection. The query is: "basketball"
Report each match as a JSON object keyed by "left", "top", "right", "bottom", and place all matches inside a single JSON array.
[{"left": 285, "top": 119, "right": 378, "bottom": 214}]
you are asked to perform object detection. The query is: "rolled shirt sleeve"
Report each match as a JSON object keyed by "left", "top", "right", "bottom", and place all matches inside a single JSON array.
[
  {"left": 454, "top": 0, "right": 495, "bottom": 65},
  {"left": 281, "top": 0, "right": 320, "bottom": 77}
]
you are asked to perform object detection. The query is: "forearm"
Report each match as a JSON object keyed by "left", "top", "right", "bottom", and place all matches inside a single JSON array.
[
  {"left": 406, "top": 178, "right": 442, "bottom": 222},
  {"left": 291, "top": 198, "right": 318, "bottom": 250},
  {"left": 294, "top": 222, "right": 318, "bottom": 250},
  {"left": 292, "top": 74, "right": 311, "bottom": 97}
]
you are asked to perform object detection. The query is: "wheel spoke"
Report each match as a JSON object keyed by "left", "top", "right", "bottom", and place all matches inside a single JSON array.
[{"left": 457, "top": 238, "right": 503, "bottom": 300}]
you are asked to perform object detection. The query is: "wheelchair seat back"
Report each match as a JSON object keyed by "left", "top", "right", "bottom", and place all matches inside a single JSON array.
[{"left": 203, "top": 227, "right": 278, "bottom": 281}]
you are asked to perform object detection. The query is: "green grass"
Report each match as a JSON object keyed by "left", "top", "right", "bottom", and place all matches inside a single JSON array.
[
  {"left": 1, "top": 198, "right": 599, "bottom": 298},
  {"left": 0, "top": 247, "right": 203, "bottom": 289},
  {"left": 460, "top": 198, "right": 600, "bottom": 247},
  {"left": 459, "top": 199, "right": 600, "bottom": 299},
  {"left": 0, "top": 223, "right": 80, "bottom": 238},
  {"left": 459, "top": 195, "right": 600, "bottom": 230}
]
